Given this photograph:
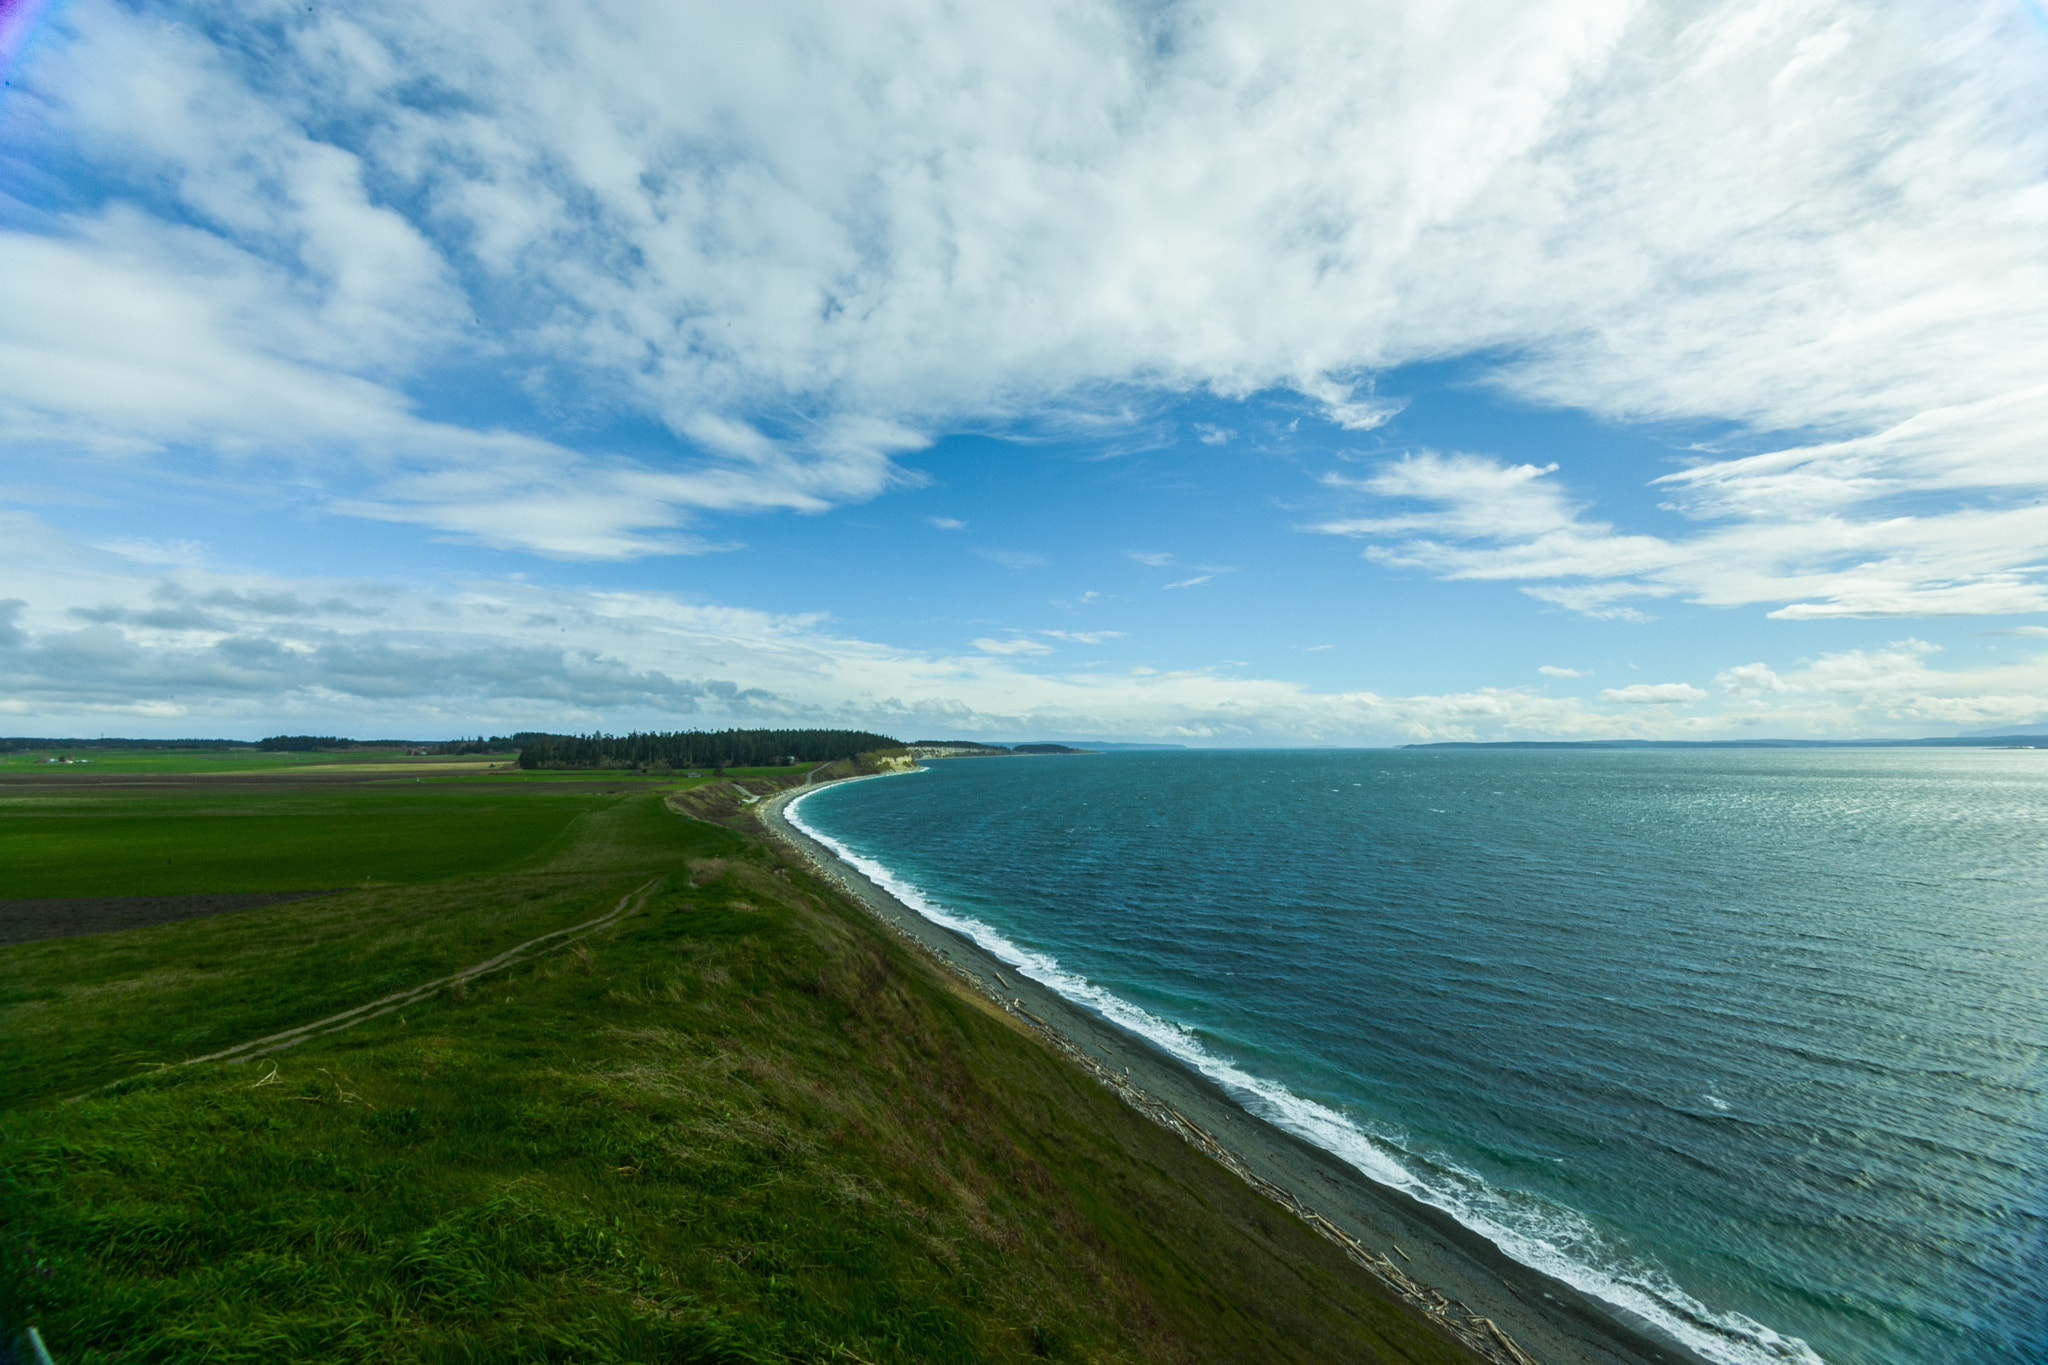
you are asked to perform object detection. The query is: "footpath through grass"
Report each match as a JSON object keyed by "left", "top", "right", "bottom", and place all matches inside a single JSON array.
[{"left": 1, "top": 779, "right": 1475, "bottom": 1364}]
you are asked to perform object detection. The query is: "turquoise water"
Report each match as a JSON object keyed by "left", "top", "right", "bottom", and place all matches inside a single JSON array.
[{"left": 790, "top": 749, "right": 2048, "bottom": 1365}]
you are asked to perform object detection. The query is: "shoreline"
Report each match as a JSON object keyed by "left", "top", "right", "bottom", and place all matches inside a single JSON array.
[{"left": 759, "top": 775, "right": 1713, "bottom": 1365}]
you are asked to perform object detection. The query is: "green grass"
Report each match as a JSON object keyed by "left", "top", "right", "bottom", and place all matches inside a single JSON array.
[
  {"left": 0, "top": 785, "right": 622, "bottom": 898},
  {"left": 1, "top": 785, "right": 1476, "bottom": 1364}
]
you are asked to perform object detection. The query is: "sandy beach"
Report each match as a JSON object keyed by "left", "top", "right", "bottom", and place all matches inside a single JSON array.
[{"left": 760, "top": 775, "right": 1713, "bottom": 1365}]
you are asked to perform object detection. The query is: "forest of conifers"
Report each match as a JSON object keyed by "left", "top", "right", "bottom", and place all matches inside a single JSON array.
[{"left": 513, "top": 728, "right": 899, "bottom": 770}]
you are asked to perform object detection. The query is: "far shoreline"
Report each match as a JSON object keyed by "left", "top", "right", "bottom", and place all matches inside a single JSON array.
[{"left": 759, "top": 772, "right": 1715, "bottom": 1365}]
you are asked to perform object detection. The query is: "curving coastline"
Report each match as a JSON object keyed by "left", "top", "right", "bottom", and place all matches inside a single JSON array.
[{"left": 759, "top": 773, "right": 1714, "bottom": 1365}]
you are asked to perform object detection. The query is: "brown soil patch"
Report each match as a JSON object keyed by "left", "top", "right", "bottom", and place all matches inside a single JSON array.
[{"left": 0, "top": 891, "right": 343, "bottom": 946}]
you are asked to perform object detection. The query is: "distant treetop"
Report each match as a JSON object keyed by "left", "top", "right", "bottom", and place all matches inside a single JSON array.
[{"left": 258, "top": 735, "right": 347, "bottom": 752}]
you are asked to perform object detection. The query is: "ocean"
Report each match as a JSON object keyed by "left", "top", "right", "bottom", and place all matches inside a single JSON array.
[{"left": 788, "top": 748, "right": 2047, "bottom": 1365}]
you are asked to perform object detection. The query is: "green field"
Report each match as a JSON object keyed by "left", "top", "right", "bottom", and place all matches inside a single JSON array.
[
  {"left": 0, "top": 785, "right": 620, "bottom": 898},
  {"left": 1, "top": 772, "right": 1472, "bottom": 1364}
]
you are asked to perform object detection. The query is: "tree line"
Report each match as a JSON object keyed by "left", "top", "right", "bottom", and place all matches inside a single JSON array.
[
  {"left": 1, "top": 737, "right": 250, "bottom": 752},
  {"left": 514, "top": 728, "right": 901, "bottom": 771}
]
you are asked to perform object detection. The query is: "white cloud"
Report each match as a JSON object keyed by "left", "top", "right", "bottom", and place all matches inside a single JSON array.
[
  {"left": 2, "top": 514, "right": 2044, "bottom": 741},
  {"left": 1312, "top": 427, "right": 2048, "bottom": 619},
  {"left": 1317, "top": 454, "right": 1676, "bottom": 582},
  {"left": 1193, "top": 424, "right": 1235, "bottom": 446},
  {"left": 0, "top": 219, "right": 918, "bottom": 559},
  {"left": 1715, "top": 662, "right": 1789, "bottom": 694},
  {"left": 1164, "top": 576, "right": 1214, "bottom": 590},
  {"left": 1039, "top": 630, "right": 1126, "bottom": 644},
  {"left": 1600, "top": 682, "right": 1709, "bottom": 704},
  {"left": 6, "top": 0, "right": 2042, "bottom": 582},
  {"left": 927, "top": 516, "right": 967, "bottom": 530},
  {"left": 1126, "top": 551, "right": 1175, "bottom": 567},
  {"left": 1538, "top": 664, "right": 1585, "bottom": 678}
]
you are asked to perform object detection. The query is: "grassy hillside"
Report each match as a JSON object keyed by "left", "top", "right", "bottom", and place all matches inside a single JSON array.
[{"left": 1, "top": 779, "right": 1474, "bottom": 1364}]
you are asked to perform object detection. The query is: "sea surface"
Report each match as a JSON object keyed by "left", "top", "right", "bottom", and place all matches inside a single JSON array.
[{"left": 789, "top": 748, "right": 2048, "bottom": 1365}]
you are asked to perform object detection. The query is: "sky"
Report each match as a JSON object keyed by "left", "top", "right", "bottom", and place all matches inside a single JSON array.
[{"left": 2, "top": 0, "right": 2047, "bottom": 745}]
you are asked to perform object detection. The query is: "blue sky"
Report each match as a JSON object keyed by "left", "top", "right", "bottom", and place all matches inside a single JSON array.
[{"left": 3, "top": 0, "right": 2047, "bottom": 743}]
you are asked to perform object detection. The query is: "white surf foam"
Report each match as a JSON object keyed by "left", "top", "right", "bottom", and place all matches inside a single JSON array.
[{"left": 785, "top": 779, "right": 1827, "bottom": 1365}]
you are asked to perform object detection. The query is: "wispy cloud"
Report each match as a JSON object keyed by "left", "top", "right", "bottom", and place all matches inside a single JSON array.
[
  {"left": 1126, "top": 551, "right": 1175, "bottom": 567},
  {"left": 1039, "top": 630, "right": 1126, "bottom": 644},
  {"left": 1164, "top": 576, "right": 1214, "bottom": 590},
  {"left": 927, "top": 517, "right": 967, "bottom": 530},
  {"left": 0, "top": 222, "right": 925, "bottom": 560},
  {"left": 1537, "top": 664, "right": 1585, "bottom": 678},
  {"left": 976, "top": 547, "right": 1049, "bottom": 571},
  {"left": 1311, "top": 428, "right": 2048, "bottom": 620},
  {"left": 971, "top": 636, "right": 1055, "bottom": 656},
  {"left": 1600, "top": 682, "right": 1708, "bottom": 705}
]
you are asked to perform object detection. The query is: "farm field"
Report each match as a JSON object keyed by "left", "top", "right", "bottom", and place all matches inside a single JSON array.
[
  {"left": 0, "top": 780, "right": 618, "bottom": 899},
  {"left": 0, "top": 748, "right": 423, "bottom": 775}
]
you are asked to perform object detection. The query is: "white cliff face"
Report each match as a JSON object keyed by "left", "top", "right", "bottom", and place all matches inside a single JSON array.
[{"left": 904, "top": 744, "right": 997, "bottom": 760}]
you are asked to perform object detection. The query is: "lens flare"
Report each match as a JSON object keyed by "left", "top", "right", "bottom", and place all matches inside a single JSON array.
[{"left": 0, "top": 0, "right": 56, "bottom": 82}]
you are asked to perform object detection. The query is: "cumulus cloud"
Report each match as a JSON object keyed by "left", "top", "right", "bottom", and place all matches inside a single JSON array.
[
  {"left": 5, "top": 0, "right": 2042, "bottom": 585},
  {"left": 1600, "top": 682, "right": 1709, "bottom": 704},
  {"left": 1538, "top": 664, "right": 1586, "bottom": 678},
  {"left": 1715, "top": 662, "right": 1789, "bottom": 695}
]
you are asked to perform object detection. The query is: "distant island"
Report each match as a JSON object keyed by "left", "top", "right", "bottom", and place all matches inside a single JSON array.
[
  {"left": 1406, "top": 735, "right": 2043, "bottom": 750},
  {"left": 906, "top": 740, "right": 1093, "bottom": 757}
]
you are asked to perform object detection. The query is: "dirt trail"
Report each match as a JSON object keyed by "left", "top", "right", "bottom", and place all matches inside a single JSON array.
[{"left": 66, "top": 878, "right": 661, "bottom": 1102}]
